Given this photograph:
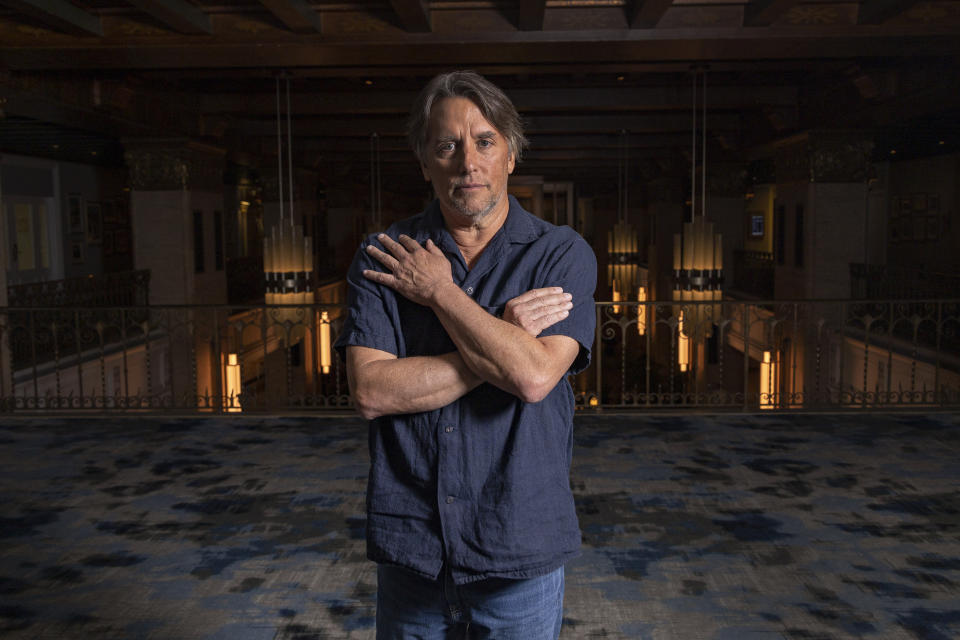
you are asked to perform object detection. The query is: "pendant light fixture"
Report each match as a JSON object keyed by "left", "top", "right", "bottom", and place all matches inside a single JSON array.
[
  {"left": 608, "top": 129, "right": 639, "bottom": 314},
  {"left": 263, "top": 74, "right": 314, "bottom": 319},
  {"left": 673, "top": 67, "right": 724, "bottom": 372}
]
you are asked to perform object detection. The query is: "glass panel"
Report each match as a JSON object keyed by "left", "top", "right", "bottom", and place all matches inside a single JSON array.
[{"left": 14, "top": 203, "right": 35, "bottom": 270}]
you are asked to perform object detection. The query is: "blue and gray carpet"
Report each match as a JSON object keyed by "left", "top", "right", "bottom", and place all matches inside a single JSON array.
[{"left": 1, "top": 412, "right": 958, "bottom": 639}]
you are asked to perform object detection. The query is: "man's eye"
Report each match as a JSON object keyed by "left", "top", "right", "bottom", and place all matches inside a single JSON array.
[
  {"left": 438, "top": 142, "right": 455, "bottom": 153},
  {"left": 477, "top": 139, "right": 492, "bottom": 148}
]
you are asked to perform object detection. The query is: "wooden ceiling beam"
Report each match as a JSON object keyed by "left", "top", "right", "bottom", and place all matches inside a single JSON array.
[
  {"left": 388, "top": 0, "right": 431, "bottom": 32},
  {"left": 519, "top": 0, "right": 547, "bottom": 31},
  {"left": 257, "top": 0, "right": 323, "bottom": 33},
  {"left": 200, "top": 86, "right": 796, "bottom": 115},
  {"left": 294, "top": 132, "right": 720, "bottom": 152},
  {"left": 234, "top": 113, "right": 742, "bottom": 137},
  {"left": 857, "top": 0, "right": 924, "bottom": 25},
  {"left": 630, "top": 0, "right": 674, "bottom": 29},
  {"left": 743, "top": 0, "right": 805, "bottom": 27},
  {"left": 0, "top": 0, "right": 102, "bottom": 36},
  {"left": 125, "top": 0, "right": 212, "bottom": 35},
  {"left": 4, "top": 30, "right": 958, "bottom": 71}
]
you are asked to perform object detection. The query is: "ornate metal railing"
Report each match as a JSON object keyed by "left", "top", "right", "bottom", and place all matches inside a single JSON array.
[
  {"left": 1, "top": 299, "right": 958, "bottom": 413},
  {"left": 7, "top": 269, "right": 150, "bottom": 308}
]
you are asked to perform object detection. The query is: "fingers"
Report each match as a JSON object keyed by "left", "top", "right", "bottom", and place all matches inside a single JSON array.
[
  {"left": 361, "top": 268, "right": 396, "bottom": 288},
  {"left": 375, "top": 233, "right": 421, "bottom": 256},
  {"left": 364, "top": 244, "right": 400, "bottom": 272},
  {"left": 534, "top": 308, "right": 570, "bottom": 333},
  {"left": 510, "top": 287, "right": 564, "bottom": 305}
]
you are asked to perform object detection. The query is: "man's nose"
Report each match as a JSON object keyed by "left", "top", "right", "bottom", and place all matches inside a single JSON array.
[{"left": 458, "top": 144, "right": 478, "bottom": 173}]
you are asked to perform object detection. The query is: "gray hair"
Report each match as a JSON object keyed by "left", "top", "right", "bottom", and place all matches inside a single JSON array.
[{"left": 407, "top": 70, "right": 528, "bottom": 165}]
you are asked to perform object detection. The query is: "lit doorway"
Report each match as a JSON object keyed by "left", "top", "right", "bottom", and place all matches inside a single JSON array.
[{"left": 5, "top": 197, "right": 54, "bottom": 286}]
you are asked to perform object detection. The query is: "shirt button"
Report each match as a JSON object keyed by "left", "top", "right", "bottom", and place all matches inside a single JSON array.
[
  {"left": 446, "top": 496, "right": 455, "bottom": 504},
  {"left": 445, "top": 426, "right": 455, "bottom": 433},
  {"left": 465, "top": 286, "right": 474, "bottom": 295}
]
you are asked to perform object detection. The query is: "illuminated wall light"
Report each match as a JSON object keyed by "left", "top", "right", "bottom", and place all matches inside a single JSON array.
[
  {"left": 890, "top": 149, "right": 897, "bottom": 155},
  {"left": 759, "top": 350, "right": 779, "bottom": 410},
  {"left": 588, "top": 395, "right": 599, "bottom": 407},
  {"left": 319, "top": 311, "right": 332, "bottom": 374},
  {"left": 678, "top": 311, "right": 690, "bottom": 373},
  {"left": 637, "top": 286, "right": 646, "bottom": 336},
  {"left": 224, "top": 353, "right": 242, "bottom": 412}
]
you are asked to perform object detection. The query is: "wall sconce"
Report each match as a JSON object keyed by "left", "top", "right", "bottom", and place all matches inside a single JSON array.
[
  {"left": 678, "top": 311, "right": 690, "bottom": 373},
  {"left": 224, "top": 353, "right": 242, "bottom": 412},
  {"left": 319, "top": 311, "right": 332, "bottom": 374},
  {"left": 760, "top": 350, "right": 778, "bottom": 410},
  {"left": 637, "top": 285, "right": 647, "bottom": 336}
]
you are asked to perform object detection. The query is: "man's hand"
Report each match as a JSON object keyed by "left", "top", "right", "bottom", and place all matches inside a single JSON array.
[
  {"left": 363, "top": 234, "right": 454, "bottom": 306},
  {"left": 502, "top": 287, "right": 573, "bottom": 337}
]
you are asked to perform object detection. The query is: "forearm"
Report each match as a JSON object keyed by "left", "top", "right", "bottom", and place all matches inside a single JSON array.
[
  {"left": 430, "top": 283, "right": 566, "bottom": 402},
  {"left": 350, "top": 349, "right": 482, "bottom": 419}
]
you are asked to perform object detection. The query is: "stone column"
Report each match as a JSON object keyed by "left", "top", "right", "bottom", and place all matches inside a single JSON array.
[
  {"left": 771, "top": 130, "right": 875, "bottom": 406},
  {"left": 124, "top": 139, "right": 228, "bottom": 410},
  {"left": 773, "top": 130, "right": 875, "bottom": 300}
]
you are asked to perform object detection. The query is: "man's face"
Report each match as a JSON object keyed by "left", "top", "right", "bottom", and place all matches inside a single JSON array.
[{"left": 420, "top": 96, "right": 516, "bottom": 222}]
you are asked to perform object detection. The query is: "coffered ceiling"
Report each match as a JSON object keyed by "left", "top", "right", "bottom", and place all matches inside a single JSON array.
[{"left": 1, "top": 0, "right": 959, "bottom": 190}]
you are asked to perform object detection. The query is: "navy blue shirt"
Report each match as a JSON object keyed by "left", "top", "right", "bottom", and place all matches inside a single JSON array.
[{"left": 335, "top": 196, "right": 597, "bottom": 584}]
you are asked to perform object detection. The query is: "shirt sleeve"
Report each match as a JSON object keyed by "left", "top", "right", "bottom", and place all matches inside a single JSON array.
[
  {"left": 536, "top": 230, "right": 597, "bottom": 374},
  {"left": 334, "top": 237, "right": 399, "bottom": 362}
]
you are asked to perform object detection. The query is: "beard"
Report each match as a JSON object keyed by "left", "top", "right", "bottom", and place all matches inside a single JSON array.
[{"left": 446, "top": 185, "right": 503, "bottom": 220}]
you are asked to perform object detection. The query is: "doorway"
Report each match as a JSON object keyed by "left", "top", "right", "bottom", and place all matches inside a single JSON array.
[{"left": 5, "top": 197, "right": 54, "bottom": 286}]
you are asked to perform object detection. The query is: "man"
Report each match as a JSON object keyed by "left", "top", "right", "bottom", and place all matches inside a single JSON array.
[{"left": 335, "top": 70, "right": 597, "bottom": 639}]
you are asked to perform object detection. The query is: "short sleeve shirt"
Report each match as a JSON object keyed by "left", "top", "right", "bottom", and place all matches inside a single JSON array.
[{"left": 335, "top": 195, "right": 597, "bottom": 585}]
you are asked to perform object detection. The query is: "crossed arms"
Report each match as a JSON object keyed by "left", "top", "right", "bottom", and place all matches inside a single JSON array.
[{"left": 347, "top": 234, "right": 581, "bottom": 420}]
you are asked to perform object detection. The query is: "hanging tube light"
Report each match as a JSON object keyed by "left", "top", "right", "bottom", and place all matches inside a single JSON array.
[{"left": 263, "top": 74, "right": 314, "bottom": 324}]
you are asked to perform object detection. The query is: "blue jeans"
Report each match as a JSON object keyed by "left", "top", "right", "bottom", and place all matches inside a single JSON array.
[{"left": 376, "top": 564, "right": 565, "bottom": 640}]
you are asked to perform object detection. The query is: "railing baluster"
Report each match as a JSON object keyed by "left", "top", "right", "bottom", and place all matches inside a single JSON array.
[{"left": 2, "top": 299, "right": 957, "bottom": 414}]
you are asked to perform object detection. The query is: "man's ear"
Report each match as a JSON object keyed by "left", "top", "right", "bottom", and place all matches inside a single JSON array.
[
  {"left": 507, "top": 152, "right": 516, "bottom": 175},
  {"left": 421, "top": 161, "right": 431, "bottom": 181}
]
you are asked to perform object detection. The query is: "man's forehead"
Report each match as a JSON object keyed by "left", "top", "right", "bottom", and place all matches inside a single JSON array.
[{"left": 427, "top": 96, "right": 501, "bottom": 137}]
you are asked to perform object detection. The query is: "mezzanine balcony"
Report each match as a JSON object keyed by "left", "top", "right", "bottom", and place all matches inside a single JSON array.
[{"left": 2, "top": 298, "right": 957, "bottom": 413}]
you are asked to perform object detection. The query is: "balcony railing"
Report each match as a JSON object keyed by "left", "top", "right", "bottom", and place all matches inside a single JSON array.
[
  {"left": 7, "top": 269, "right": 150, "bottom": 308},
  {"left": 1, "top": 299, "right": 958, "bottom": 413}
]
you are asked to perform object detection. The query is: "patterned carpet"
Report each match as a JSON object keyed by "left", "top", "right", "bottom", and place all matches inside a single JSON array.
[{"left": 1, "top": 412, "right": 958, "bottom": 639}]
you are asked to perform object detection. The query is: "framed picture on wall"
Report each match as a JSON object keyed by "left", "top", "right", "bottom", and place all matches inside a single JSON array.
[
  {"left": 86, "top": 202, "right": 102, "bottom": 244},
  {"left": 70, "top": 238, "right": 85, "bottom": 264},
  {"left": 68, "top": 194, "right": 84, "bottom": 234},
  {"left": 929, "top": 194, "right": 940, "bottom": 212},
  {"left": 750, "top": 214, "right": 765, "bottom": 238}
]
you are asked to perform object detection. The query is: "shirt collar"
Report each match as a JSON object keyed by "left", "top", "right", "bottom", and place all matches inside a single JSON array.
[{"left": 418, "top": 194, "right": 540, "bottom": 248}]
